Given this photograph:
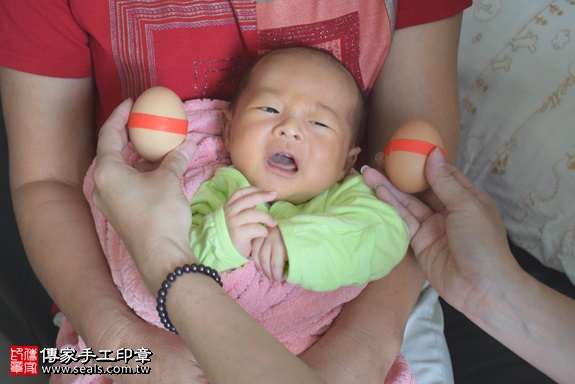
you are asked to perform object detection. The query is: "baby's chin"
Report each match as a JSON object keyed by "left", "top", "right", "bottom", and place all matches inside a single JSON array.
[
  {"left": 245, "top": 175, "right": 322, "bottom": 204},
  {"left": 275, "top": 193, "right": 306, "bottom": 205},
  {"left": 272, "top": 188, "right": 319, "bottom": 205}
]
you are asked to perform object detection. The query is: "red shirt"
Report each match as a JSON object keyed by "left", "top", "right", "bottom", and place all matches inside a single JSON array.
[{"left": 0, "top": 0, "right": 470, "bottom": 127}]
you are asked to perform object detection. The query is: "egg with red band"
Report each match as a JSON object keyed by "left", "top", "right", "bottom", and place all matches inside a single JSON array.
[
  {"left": 383, "top": 120, "right": 445, "bottom": 194},
  {"left": 128, "top": 86, "right": 188, "bottom": 162}
]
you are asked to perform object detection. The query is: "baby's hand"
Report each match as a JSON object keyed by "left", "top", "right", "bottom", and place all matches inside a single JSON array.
[
  {"left": 251, "top": 227, "right": 287, "bottom": 283},
  {"left": 224, "top": 186, "right": 277, "bottom": 257}
]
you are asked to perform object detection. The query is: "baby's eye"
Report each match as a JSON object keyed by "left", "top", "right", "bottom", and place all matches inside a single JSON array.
[
  {"left": 310, "top": 121, "right": 329, "bottom": 128},
  {"left": 258, "top": 106, "right": 279, "bottom": 114}
]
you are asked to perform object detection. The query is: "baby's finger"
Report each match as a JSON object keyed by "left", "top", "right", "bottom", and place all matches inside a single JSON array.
[
  {"left": 258, "top": 239, "right": 273, "bottom": 280},
  {"left": 226, "top": 188, "right": 277, "bottom": 214},
  {"left": 270, "top": 248, "right": 285, "bottom": 283},
  {"left": 252, "top": 252, "right": 262, "bottom": 273},
  {"left": 238, "top": 223, "right": 270, "bottom": 242},
  {"left": 234, "top": 209, "right": 277, "bottom": 229},
  {"left": 226, "top": 186, "right": 263, "bottom": 206},
  {"left": 251, "top": 237, "right": 264, "bottom": 264}
]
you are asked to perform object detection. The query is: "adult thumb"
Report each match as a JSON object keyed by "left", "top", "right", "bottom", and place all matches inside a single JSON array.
[
  {"left": 160, "top": 139, "right": 197, "bottom": 178},
  {"left": 425, "top": 149, "right": 471, "bottom": 210}
]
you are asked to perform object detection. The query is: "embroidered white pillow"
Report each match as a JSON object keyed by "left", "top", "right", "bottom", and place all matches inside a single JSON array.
[{"left": 457, "top": 1, "right": 575, "bottom": 284}]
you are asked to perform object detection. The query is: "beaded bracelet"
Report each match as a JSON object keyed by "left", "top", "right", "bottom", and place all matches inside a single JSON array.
[{"left": 156, "top": 263, "right": 223, "bottom": 333}]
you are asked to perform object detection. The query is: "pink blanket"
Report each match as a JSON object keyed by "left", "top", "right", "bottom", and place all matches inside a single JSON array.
[{"left": 53, "top": 99, "right": 415, "bottom": 384}]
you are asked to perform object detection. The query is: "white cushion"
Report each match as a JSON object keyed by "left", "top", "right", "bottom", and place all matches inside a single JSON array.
[{"left": 457, "top": 1, "right": 575, "bottom": 284}]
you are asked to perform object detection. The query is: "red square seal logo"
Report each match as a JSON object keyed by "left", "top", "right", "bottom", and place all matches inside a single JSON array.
[{"left": 10, "top": 346, "right": 39, "bottom": 376}]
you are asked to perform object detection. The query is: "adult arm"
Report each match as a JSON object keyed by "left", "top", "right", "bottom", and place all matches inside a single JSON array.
[
  {"left": 0, "top": 67, "right": 205, "bottom": 383},
  {"left": 299, "top": 13, "right": 464, "bottom": 382},
  {"left": 91, "top": 99, "right": 325, "bottom": 384},
  {"left": 363, "top": 150, "right": 575, "bottom": 384}
]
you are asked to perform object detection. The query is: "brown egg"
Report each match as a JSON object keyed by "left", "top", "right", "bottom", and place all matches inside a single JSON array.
[
  {"left": 128, "top": 86, "right": 188, "bottom": 162},
  {"left": 383, "top": 120, "right": 445, "bottom": 194}
]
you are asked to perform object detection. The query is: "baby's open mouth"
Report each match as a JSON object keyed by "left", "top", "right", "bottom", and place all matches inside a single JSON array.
[{"left": 268, "top": 153, "right": 298, "bottom": 173}]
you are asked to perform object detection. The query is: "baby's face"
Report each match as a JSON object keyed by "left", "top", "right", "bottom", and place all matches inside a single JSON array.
[{"left": 224, "top": 51, "right": 360, "bottom": 204}]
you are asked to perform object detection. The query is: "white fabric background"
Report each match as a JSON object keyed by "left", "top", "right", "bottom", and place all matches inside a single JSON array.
[{"left": 457, "top": 0, "right": 575, "bottom": 284}]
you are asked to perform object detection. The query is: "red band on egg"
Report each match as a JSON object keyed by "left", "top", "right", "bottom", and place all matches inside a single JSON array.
[
  {"left": 384, "top": 139, "right": 446, "bottom": 157},
  {"left": 128, "top": 113, "right": 188, "bottom": 135}
]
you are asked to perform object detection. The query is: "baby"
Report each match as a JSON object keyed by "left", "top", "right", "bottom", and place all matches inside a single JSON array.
[
  {"left": 190, "top": 47, "right": 409, "bottom": 291},
  {"left": 57, "top": 47, "right": 414, "bottom": 384}
]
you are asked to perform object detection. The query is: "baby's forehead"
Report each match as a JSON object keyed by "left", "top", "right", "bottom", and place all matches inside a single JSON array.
[
  {"left": 255, "top": 49, "right": 347, "bottom": 75},
  {"left": 251, "top": 53, "right": 358, "bottom": 95}
]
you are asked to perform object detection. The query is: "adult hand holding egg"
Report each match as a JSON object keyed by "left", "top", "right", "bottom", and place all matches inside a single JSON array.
[
  {"left": 93, "top": 98, "right": 197, "bottom": 292},
  {"left": 382, "top": 120, "right": 446, "bottom": 194},
  {"left": 128, "top": 86, "right": 189, "bottom": 162}
]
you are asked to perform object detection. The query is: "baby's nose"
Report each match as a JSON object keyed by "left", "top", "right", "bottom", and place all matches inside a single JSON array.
[{"left": 274, "top": 117, "right": 303, "bottom": 142}]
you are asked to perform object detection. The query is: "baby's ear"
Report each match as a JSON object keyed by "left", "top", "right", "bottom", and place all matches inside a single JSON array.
[
  {"left": 340, "top": 146, "right": 361, "bottom": 179},
  {"left": 346, "top": 146, "right": 361, "bottom": 169},
  {"left": 221, "top": 109, "right": 232, "bottom": 150}
]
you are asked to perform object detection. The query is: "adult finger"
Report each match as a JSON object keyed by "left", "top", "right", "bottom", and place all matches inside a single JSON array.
[
  {"left": 96, "top": 98, "right": 133, "bottom": 160},
  {"left": 361, "top": 165, "right": 395, "bottom": 192},
  {"left": 158, "top": 139, "right": 197, "bottom": 180},
  {"left": 363, "top": 165, "right": 433, "bottom": 225},
  {"left": 374, "top": 151, "right": 385, "bottom": 171},
  {"left": 425, "top": 149, "right": 479, "bottom": 211},
  {"left": 417, "top": 186, "right": 445, "bottom": 214},
  {"left": 134, "top": 159, "right": 161, "bottom": 173},
  {"left": 373, "top": 185, "right": 422, "bottom": 240},
  {"left": 92, "top": 99, "right": 134, "bottom": 209}
]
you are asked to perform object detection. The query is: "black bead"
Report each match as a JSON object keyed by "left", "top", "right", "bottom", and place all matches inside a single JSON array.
[{"left": 156, "top": 263, "right": 223, "bottom": 334}]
